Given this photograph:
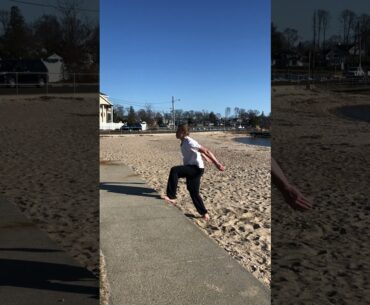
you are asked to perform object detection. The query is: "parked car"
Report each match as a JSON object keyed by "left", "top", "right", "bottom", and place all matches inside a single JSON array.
[
  {"left": 0, "top": 59, "right": 48, "bottom": 87},
  {"left": 158, "top": 123, "right": 170, "bottom": 129},
  {"left": 345, "top": 66, "right": 365, "bottom": 78},
  {"left": 120, "top": 123, "right": 142, "bottom": 131}
]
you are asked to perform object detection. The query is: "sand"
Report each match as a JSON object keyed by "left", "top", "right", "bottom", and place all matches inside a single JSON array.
[
  {"left": 0, "top": 95, "right": 99, "bottom": 275},
  {"left": 100, "top": 131, "right": 271, "bottom": 287},
  {"left": 272, "top": 85, "right": 370, "bottom": 304}
]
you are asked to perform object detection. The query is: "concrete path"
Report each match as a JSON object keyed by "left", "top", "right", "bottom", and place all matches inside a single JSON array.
[
  {"left": 100, "top": 162, "right": 270, "bottom": 305},
  {"left": 0, "top": 195, "right": 99, "bottom": 305}
]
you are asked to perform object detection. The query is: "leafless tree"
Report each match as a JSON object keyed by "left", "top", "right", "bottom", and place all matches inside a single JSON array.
[
  {"left": 317, "top": 10, "right": 330, "bottom": 49},
  {"left": 225, "top": 107, "right": 231, "bottom": 119},
  {"left": 321, "top": 10, "right": 330, "bottom": 49},
  {"left": 55, "top": 0, "right": 96, "bottom": 73},
  {"left": 339, "top": 9, "right": 357, "bottom": 44},
  {"left": 283, "top": 28, "right": 299, "bottom": 48},
  {"left": 358, "top": 14, "right": 370, "bottom": 57},
  {"left": 57, "top": 0, "right": 85, "bottom": 45},
  {"left": 0, "top": 9, "right": 9, "bottom": 34},
  {"left": 234, "top": 107, "right": 240, "bottom": 119},
  {"left": 312, "top": 10, "right": 317, "bottom": 49},
  {"left": 317, "top": 10, "right": 324, "bottom": 49}
]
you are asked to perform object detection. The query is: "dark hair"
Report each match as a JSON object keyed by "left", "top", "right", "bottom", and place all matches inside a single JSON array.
[{"left": 177, "top": 124, "right": 190, "bottom": 136}]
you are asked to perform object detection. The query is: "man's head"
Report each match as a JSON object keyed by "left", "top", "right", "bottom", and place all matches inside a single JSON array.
[{"left": 176, "top": 124, "right": 189, "bottom": 139}]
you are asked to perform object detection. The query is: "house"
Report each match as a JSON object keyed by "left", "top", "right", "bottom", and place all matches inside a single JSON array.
[
  {"left": 349, "top": 44, "right": 366, "bottom": 56},
  {"left": 100, "top": 93, "right": 113, "bottom": 124},
  {"left": 100, "top": 93, "right": 124, "bottom": 130},
  {"left": 273, "top": 50, "right": 305, "bottom": 68},
  {"left": 325, "top": 44, "right": 349, "bottom": 68},
  {"left": 325, "top": 44, "right": 355, "bottom": 69}
]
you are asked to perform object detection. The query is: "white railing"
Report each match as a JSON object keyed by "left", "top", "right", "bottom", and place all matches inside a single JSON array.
[{"left": 100, "top": 122, "right": 124, "bottom": 130}]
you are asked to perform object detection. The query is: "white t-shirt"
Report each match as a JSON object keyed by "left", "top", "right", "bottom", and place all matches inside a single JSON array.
[{"left": 181, "top": 136, "right": 204, "bottom": 169}]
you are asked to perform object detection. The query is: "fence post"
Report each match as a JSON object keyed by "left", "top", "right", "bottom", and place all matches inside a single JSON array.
[
  {"left": 16, "top": 72, "right": 19, "bottom": 95},
  {"left": 46, "top": 72, "right": 48, "bottom": 95}
]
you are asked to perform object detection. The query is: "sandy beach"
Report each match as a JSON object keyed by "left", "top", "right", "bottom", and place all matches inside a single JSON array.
[
  {"left": 100, "top": 131, "right": 271, "bottom": 287},
  {"left": 272, "top": 85, "right": 370, "bottom": 304},
  {"left": 0, "top": 95, "right": 99, "bottom": 275}
]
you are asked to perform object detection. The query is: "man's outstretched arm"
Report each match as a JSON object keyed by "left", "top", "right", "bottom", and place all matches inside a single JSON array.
[
  {"left": 272, "top": 157, "right": 312, "bottom": 210},
  {"left": 199, "top": 146, "right": 225, "bottom": 171}
]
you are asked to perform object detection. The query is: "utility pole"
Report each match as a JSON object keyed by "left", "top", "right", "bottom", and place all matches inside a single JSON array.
[
  {"left": 172, "top": 96, "right": 175, "bottom": 129},
  {"left": 172, "top": 96, "right": 180, "bottom": 130},
  {"left": 224, "top": 108, "right": 226, "bottom": 131},
  {"left": 307, "top": 50, "right": 311, "bottom": 89},
  {"left": 358, "top": 21, "right": 362, "bottom": 69}
]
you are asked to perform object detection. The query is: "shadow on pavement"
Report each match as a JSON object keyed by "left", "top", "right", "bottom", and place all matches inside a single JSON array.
[
  {"left": 0, "top": 259, "right": 98, "bottom": 298},
  {"left": 100, "top": 182, "right": 161, "bottom": 199},
  {"left": 184, "top": 213, "right": 202, "bottom": 219},
  {"left": 0, "top": 248, "right": 62, "bottom": 253}
]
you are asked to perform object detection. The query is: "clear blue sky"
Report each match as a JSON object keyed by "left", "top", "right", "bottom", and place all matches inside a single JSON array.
[{"left": 101, "top": 0, "right": 270, "bottom": 116}]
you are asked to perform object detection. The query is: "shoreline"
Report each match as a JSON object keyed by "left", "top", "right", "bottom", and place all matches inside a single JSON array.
[{"left": 335, "top": 104, "right": 370, "bottom": 123}]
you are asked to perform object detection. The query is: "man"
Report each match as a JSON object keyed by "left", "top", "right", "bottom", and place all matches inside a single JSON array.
[{"left": 161, "top": 124, "right": 225, "bottom": 220}]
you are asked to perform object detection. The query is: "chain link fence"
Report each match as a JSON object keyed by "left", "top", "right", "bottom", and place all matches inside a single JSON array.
[
  {"left": 272, "top": 70, "right": 370, "bottom": 90},
  {"left": 0, "top": 72, "right": 98, "bottom": 95}
]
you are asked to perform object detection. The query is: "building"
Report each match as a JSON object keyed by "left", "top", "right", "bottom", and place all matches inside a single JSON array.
[
  {"left": 99, "top": 93, "right": 115, "bottom": 130},
  {"left": 42, "top": 53, "right": 66, "bottom": 82}
]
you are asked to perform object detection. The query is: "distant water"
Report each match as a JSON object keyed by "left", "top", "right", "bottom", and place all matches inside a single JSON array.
[
  {"left": 234, "top": 137, "right": 271, "bottom": 147},
  {"left": 337, "top": 105, "right": 370, "bottom": 123}
]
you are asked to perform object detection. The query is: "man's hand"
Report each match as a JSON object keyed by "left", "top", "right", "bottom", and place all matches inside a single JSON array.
[
  {"left": 216, "top": 163, "right": 225, "bottom": 171},
  {"left": 283, "top": 185, "right": 313, "bottom": 210}
]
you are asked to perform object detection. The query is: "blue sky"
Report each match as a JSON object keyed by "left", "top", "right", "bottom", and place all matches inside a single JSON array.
[{"left": 101, "top": 0, "right": 270, "bottom": 116}]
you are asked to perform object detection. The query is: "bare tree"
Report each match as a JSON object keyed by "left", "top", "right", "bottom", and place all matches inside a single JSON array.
[
  {"left": 317, "top": 10, "right": 330, "bottom": 49},
  {"left": 56, "top": 0, "right": 92, "bottom": 71},
  {"left": 283, "top": 28, "right": 298, "bottom": 48},
  {"left": 234, "top": 107, "right": 240, "bottom": 119},
  {"left": 317, "top": 10, "right": 324, "bottom": 49},
  {"left": 312, "top": 10, "right": 317, "bottom": 49},
  {"left": 339, "top": 9, "right": 357, "bottom": 44},
  {"left": 321, "top": 10, "right": 330, "bottom": 49},
  {"left": 225, "top": 107, "right": 231, "bottom": 119},
  {"left": 358, "top": 14, "right": 370, "bottom": 58},
  {"left": 327, "top": 34, "right": 341, "bottom": 47},
  {"left": 0, "top": 9, "right": 9, "bottom": 34}
]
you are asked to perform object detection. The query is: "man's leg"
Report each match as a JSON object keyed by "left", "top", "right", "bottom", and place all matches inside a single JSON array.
[
  {"left": 166, "top": 165, "right": 189, "bottom": 199},
  {"left": 186, "top": 169, "right": 207, "bottom": 216}
]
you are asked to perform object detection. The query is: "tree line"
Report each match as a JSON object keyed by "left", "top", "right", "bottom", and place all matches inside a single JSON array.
[
  {"left": 0, "top": 1, "right": 98, "bottom": 75},
  {"left": 113, "top": 105, "right": 271, "bottom": 129},
  {"left": 272, "top": 9, "right": 370, "bottom": 68}
]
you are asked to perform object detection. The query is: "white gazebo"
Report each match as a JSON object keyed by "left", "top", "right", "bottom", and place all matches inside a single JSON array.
[{"left": 42, "top": 53, "right": 66, "bottom": 82}]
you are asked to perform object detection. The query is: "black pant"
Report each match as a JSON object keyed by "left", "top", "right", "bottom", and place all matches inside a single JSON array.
[{"left": 166, "top": 165, "right": 207, "bottom": 215}]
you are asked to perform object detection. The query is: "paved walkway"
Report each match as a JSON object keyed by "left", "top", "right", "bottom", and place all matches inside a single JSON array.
[
  {"left": 0, "top": 195, "right": 99, "bottom": 305},
  {"left": 100, "top": 162, "right": 270, "bottom": 305}
]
